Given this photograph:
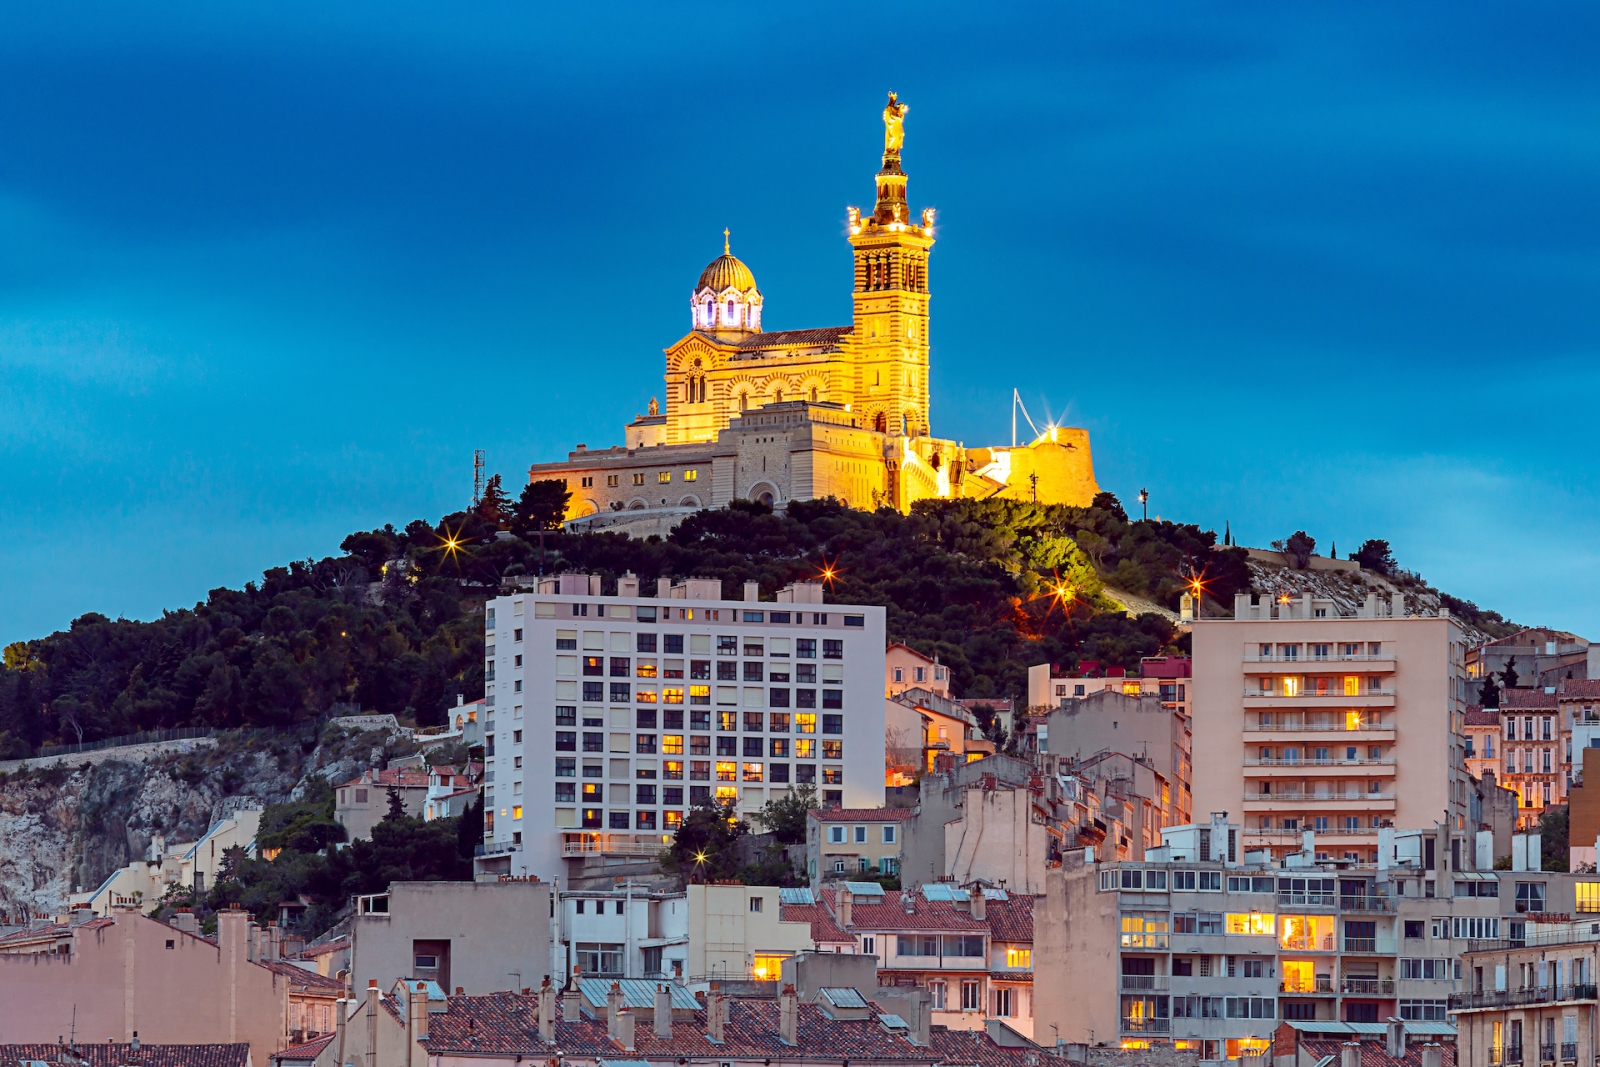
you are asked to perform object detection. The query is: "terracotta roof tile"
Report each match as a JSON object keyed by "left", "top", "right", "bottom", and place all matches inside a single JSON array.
[
  {"left": 734, "top": 327, "right": 853, "bottom": 351},
  {"left": 271, "top": 1035, "right": 336, "bottom": 1063},
  {"left": 1465, "top": 709, "right": 1500, "bottom": 726},
  {"left": 1562, "top": 680, "right": 1600, "bottom": 698},
  {"left": 1501, "top": 689, "right": 1558, "bottom": 709},
  {"left": 423, "top": 992, "right": 940, "bottom": 1061},
  {"left": 1295, "top": 1038, "right": 1455, "bottom": 1067},
  {"left": 336, "top": 767, "right": 432, "bottom": 789},
  {"left": 261, "top": 959, "right": 346, "bottom": 990},
  {"left": 821, "top": 889, "right": 989, "bottom": 934},
  {"left": 984, "top": 896, "right": 1035, "bottom": 944},
  {"left": 0, "top": 1045, "right": 250, "bottom": 1067},
  {"left": 782, "top": 902, "right": 854, "bottom": 944},
  {"left": 927, "top": 1028, "right": 1043, "bottom": 1067},
  {"left": 810, "top": 808, "right": 916, "bottom": 822}
]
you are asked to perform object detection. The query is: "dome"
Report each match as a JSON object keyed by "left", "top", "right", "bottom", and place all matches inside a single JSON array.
[{"left": 696, "top": 230, "right": 758, "bottom": 293}]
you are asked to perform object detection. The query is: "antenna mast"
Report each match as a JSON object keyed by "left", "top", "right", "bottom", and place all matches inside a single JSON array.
[
  {"left": 472, "top": 449, "right": 485, "bottom": 505},
  {"left": 1011, "top": 389, "right": 1041, "bottom": 447}
]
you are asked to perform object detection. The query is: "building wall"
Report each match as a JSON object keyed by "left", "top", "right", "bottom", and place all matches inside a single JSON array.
[
  {"left": 0, "top": 908, "right": 289, "bottom": 1064},
  {"left": 481, "top": 584, "right": 886, "bottom": 881},
  {"left": 942, "top": 785, "right": 1054, "bottom": 895},
  {"left": 685, "top": 885, "right": 818, "bottom": 982},
  {"left": 1036, "top": 855, "right": 1120, "bottom": 1048},
  {"left": 806, "top": 812, "right": 906, "bottom": 882},
  {"left": 336, "top": 783, "right": 427, "bottom": 843},
  {"left": 1042, "top": 690, "right": 1191, "bottom": 804},
  {"left": 1193, "top": 599, "right": 1468, "bottom": 861},
  {"left": 349, "top": 881, "right": 552, "bottom": 997}
]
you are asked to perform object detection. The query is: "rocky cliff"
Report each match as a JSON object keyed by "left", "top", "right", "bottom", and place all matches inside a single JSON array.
[{"left": 0, "top": 721, "right": 417, "bottom": 918}]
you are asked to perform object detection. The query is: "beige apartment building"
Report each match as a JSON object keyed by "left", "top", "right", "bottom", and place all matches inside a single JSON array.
[
  {"left": 1451, "top": 921, "right": 1600, "bottom": 1067},
  {"left": 1192, "top": 593, "right": 1471, "bottom": 862}
]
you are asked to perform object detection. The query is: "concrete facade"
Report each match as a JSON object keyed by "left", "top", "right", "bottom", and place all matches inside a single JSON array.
[
  {"left": 478, "top": 575, "right": 886, "bottom": 881},
  {"left": 684, "top": 884, "right": 819, "bottom": 985},
  {"left": 1041, "top": 689, "right": 1193, "bottom": 827},
  {"left": 556, "top": 885, "right": 689, "bottom": 983},
  {"left": 348, "top": 881, "right": 552, "bottom": 997},
  {"left": 1192, "top": 593, "right": 1471, "bottom": 862}
]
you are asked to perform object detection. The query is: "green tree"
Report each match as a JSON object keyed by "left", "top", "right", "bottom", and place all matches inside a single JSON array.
[
  {"left": 476, "top": 474, "right": 512, "bottom": 524},
  {"left": 385, "top": 786, "right": 407, "bottom": 820},
  {"left": 1349, "top": 539, "right": 1397, "bottom": 575},
  {"left": 1273, "top": 531, "right": 1316, "bottom": 569},
  {"left": 1478, "top": 675, "right": 1501, "bottom": 709},
  {"left": 758, "top": 784, "right": 817, "bottom": 845},
  {"left": 1502, "top": 657, "right": 1520, "bottom": 690},
  {"left": 663, "top": 799, "right": 749, "bottom": 882},
  {"left": 457, "top": 792, "right": 485, "bottom": 862},
  {"left": 515, "top": 479, "right": 573, "bottom": 534},
  {"left": 1539, "top": 805, "right": 1569, "bottom": 872}
]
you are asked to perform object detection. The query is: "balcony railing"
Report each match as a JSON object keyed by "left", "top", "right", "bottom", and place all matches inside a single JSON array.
[
  {"left": 560, "top": 833, "right": 668, "bottom": 857},
  {"left": 1541, "top": 1045, "right": 1556, "bottom": 1063},
  {"left": 1504, "top": 1045, "right": 1524, "bottom": 1065},
  {"left": 1244, "top": 653, "right": 1394, "bottom": 663},
  {"left": 1277, "top": 891, "right": 1338, "bottom": 908},
  {"left": 1450, "top": 986, "right": 1599, "bottom": 1011},
  {"left": 1244, "top": 720, "right": 1391, "bottom": 733},
  {"left": 1280, "top": 934, "right": 1337, "bottom": 951},
  {"left": 1339, "top": 895, "right": 1396, "bottom": 912},
  {"left": 1245, "top": 757, "right": 1396, "bottom": 768},
  {"left": 1247, "top": 792, "right": 1397, "bottom": 804},
  {"left": 1120, "top": 976, "right": 1170, "bottom": 991},
  {"left": 1562, "top": 1043, "right": 1577, "bottom": 1061},
  {"left": 1120, "top": 1018, "right": 1170, "bottom": 1034},
  {"left": 1244, "top": 689, "right": 1395, "bottom": 699},
  {"left": 1281, "top": 978, "right": 1335, "bottom": 994},
  {"left": 1341, "top": 977, "right": 1395, "bottom": 995},
  {"left": 1341, "top": 938, "right": 1399, "bottom": 954}
]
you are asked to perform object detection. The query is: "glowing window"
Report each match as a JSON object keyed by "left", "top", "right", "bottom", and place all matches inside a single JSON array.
[
  {"left": 715, "top": 761, "right": 737, "bottom": 781},
  {"left": 684, "top": 470, "right": 698, "bottom": 482},
  {"left": 795, "top": 713, "right": 816, "bottom": 734},
  {"left": 662, "top": 736, "right": 684, "bottom": 755},
  {"left": 512, "top": 806, "right": 523, "bottom": 820},
  {"left": 743, "top": 762, "right": 764, "bottom": 782},
  {"left": 1576, "top": 883, "right": 1600, "bottom": 913},
  {"left": 1225, "top": 913, "right": 1276, "bottom": 936},
  {"left": 1346, "top": 711, "right": 1364, "bottom": 731},
  {"left": 714, "top": 785, "right": 737, "bottom": 800},
  {"left": 658, "top": 472, "right": 671, "bottom": 484},
  {"left": 1006, "top": 948, "right": 1031, "bottom": 968},
  {"left": 751, "top": 953, "right": 790, "bottom": 980},
  {"left": 1282, "top": 677, "right": 1301, "bottom": 697},
  {"left": 1343, "top": 676, "right": 1359, "bottom": 696}
]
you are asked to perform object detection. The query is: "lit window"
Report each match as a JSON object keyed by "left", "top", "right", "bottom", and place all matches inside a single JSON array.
[
  {"left": 662, "top": 736, "right": 684, "bottom": 754},
  {"left": 684, "top": 470, "right": 698, "bottom": 482},
  {"left": 716, "top": 761, "right": 737, "bottom": 781},
  {"left": 512, "top": 806, "right": 523, "bottom": 820},
  {"left": 1577, "top": 884, "right": 1600, "bottom": 913},
  {"left": 743, "top": 763, "right": 764, "bottom": 782},
  {"left": 1225, "top": 913, "right": 1276, "bottom": 936},
  {"left": 714, "top": 785, "right": 737, "bottom": 800},
  {"left": 751, "top": 953, "right": 790, "bottom": 980},
  {"left": 1282, "top": 677, "right": 1301, "bottom": 697},
  {"left": 1006, "top": 947, "right": 1031, "bottom": 968},
  {"left": 1344, "top": 676, "right": 1359, "bottom": 696},
  {"left": 658, "top": 472, "right": 671, "bottom": 484}
]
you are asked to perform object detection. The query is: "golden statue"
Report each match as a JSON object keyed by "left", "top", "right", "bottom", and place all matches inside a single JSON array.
[
  {"left": 648, "top": 396, "right": 660, "bottom": 416},
  {"left": 883, "top": 91, "right": 908, "bottom": 153}
]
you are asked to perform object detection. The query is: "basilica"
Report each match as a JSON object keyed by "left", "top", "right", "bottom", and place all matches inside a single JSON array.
[{"left": 528, "top": 93, "right": 1099, "bottom": 528}]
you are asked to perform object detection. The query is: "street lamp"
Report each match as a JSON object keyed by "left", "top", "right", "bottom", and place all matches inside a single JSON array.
[{"left": 1138, "top": 488, "right": 1149, "bottom": 521}]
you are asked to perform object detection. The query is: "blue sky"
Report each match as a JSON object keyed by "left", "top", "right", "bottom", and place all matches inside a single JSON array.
[{"left": 1, "top": 3, "right": 1596, "bottom": 643}]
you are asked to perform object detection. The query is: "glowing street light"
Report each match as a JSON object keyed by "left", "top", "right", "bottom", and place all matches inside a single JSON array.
[{"left": 1138, "top": 488, "right": 1149, "bottom": 522}]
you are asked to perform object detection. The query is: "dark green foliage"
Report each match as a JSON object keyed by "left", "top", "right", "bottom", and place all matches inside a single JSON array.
[
  {"left": 1503, "top": 657, "right": 1521, "bottom": 690},
  {"left": 1438, "top": 593, "right": 1521, "bottom": 640},
  {"left": 662, "top": 798, "right": 749, "bottom": 882},
  {"left": 208, "top": 811, "right": 472, "bottom": 936},
  {"left": 457, "top": 791, "right": 485, "bottom": 861},
  {"left": 1349, "top": 539, "right": 1397, "bottom": 576},
  {"left": 1478, "top": 675, "right": 1501, "bottom": 709},
  {"left": 475, "top": 474, "right": 512, "bottom": 524},
  {"left": 385, "top": 786, "right": 406, "bottom": 820},
  {"left": 1540, "top": 805, "right": 1569, "bottom": 872},
  {"left": 1273, "top": 531, "right": 1316, "bottom": 569},
  {"left": 254, "top": 780, "right": 346, "bottom": 855},
  {"left": 758, "top": 784, "right": 817, "bottom": 845},
  {"left": 514, "top": 480, "right": 573, "bottom": 535}
]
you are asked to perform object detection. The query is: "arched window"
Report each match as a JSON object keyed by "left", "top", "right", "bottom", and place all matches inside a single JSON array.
[
  {"left": 725, "top": 300, "right": 736, "bottom": 322},
  {"left": 739, "top": 393, "right": 748, "bottom": 412},
  {"left": 809, "top": 386, "right": 818, "bottom": 402},
  {"left": 775, "top": 388, "right": 784, "bottom": 404}
]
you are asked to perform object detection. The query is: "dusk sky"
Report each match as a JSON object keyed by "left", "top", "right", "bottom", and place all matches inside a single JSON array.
[{"left": 2, "top": 3, "right": 1596, "bottom": 644}]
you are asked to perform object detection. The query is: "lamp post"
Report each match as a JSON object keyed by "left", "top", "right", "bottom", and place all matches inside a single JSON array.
[{"left": 1138, "top": 488, "right": 1148, "bottom": 521}]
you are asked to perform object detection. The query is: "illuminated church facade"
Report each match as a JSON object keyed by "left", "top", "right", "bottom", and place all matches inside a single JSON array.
[{"left": 528, "top": 93, "right": 1099, "bottom": 525}]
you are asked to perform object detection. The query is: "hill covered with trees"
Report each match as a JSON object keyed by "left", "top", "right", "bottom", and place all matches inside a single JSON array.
[{"left": 0, "top": 487, "right": 1489, "bottom": 756}]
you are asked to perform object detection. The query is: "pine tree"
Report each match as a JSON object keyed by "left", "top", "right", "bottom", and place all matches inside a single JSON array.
[{"left": 475, "top": 474, "right": 512, "bottom": 524}]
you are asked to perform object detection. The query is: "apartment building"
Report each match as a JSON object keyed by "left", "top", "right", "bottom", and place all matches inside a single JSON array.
[
  {"left": 1037, "top": 818, "right": 1600, "bottom": 1061},
  {"left": 1466, "top": 708, "right": 1502, "bottom": 784},
  {"left": 683, "top": 883, "right": 821, "bottom": 985},
  {"left": 557, "top": 884, "right": 689, "bottom": 982},
  {"left": 1467, "top": 629, "right": 1591, "bottom": 690},
  {"left": 1451, "top": 921, "right": 1600, "bottom": 1067},
  {"left": 334, "top": 767, "right": 430, "bottom": 841},
  {"left": 1497, "top": 689, "right": 1567, "bottom": 827},
  {"left": 1027, "top": 657, "right": 1192, "bottom": 718},
  {"left": 886, "top": 688, "right": 992, "bottom": 783},
  {"left": 1192, "top": 593, "right": 1471, "bottom": 862},
  {"left": 477, "top": 573, "right": 886, "bottom": 879},
  {"left": 807, "top": 808, "right": 912, "bottom": 883},
  {"left": 1039, "top": 688, "right": 1193, "bottom": 826},
  {"left": 888, "top": 643, "right": 951, "bottom": 698}
]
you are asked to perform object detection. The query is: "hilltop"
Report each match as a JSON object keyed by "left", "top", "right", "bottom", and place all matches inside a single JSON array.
[{"left": 0, "top": 492, "right": 1513, "bottom": 757}]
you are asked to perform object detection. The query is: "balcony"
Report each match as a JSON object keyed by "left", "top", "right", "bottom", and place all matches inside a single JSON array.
[
  {"left": 1120, "top": 976, "right": 1170, "bottom": 991},
  {"left": 1280, "top": 977, "right": 1336, "bottom": 994},
  {"left": 1562, "top": 1043, "right": 1577, "bottom": 1061},
  {"left": 1244, "top": 720, "right": 1396, "bottom": 739},
  {"left": 1340, "top": 977, "right": 1395, "bottom": 996},
  {"left": 1277, "top": 891, "right": 1338, "bottom": 909},
  {"left": 1541, "top": 1045, "right": 1556, "bottom": 1063},
  {"left": 1340, "top": 938, "right": 1399, "bottom": 954},
  {"left": 560, "top": 833, "right": 670, "bottom": 857},
  {"left": 1499, "top": 1045, "right": 1523, "bottom": 1066},
  {"left": 474, "top": 840, "right": 522, "bottom": 857},
  {"left": 1243, "top": 792, "right": 1396, "bottom": 812},
  {"left": 1243, "top": 653, "right": 1395, "bottom": 667},
  {"left": 1244, "top": 689, "right": 1395, "bottom": 710},
  {"left": 1450, "top": 986, "right": 1600, "bottom": 1012},
  {"left": 1280, "top": 934, "right": 1337, "bottom": 951},
  {"left": 1245, "top": 757, "right": 1396, "bottom": 771},
  {"left": 1120, "top": 1018, "right": 1171, "bottom": 1034},
  {"left": 1339, "top": 895, "right": 1396, "bottom": 912}
]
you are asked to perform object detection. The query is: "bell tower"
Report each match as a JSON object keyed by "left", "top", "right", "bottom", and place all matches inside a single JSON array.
[{"left": 846, "top": 91, "right": 934, "bottom": 438}]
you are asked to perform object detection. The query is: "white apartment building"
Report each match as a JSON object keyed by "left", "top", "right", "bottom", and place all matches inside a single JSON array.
[
  {"left": 478, "top": 573, "right": 887, "bottom": 879},
  {"left": 1192, "top": 592, "right": 1471, "bottom": 863},
  {"left": 557, "top": 885, "right": 689, "bottom": 983}
]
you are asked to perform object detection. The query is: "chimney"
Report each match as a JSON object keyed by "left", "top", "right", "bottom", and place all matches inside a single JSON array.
[
  {"left": 561, "top": 986, "right": 581, "bottom": 1022},
  {"left": 246, "top": 921, "right": 259, "bottom": 962},
  {"left": 219, "top": 906, "right": 248, "bottom": 963},
  {"left": 837, "top": 886, "right": 853, "bottom": 928},
  {"left": 410, "top": 981, "right": 431, "bottom": 1042},
  {"left": 903, "top": 890, "right": 915, "bottom": 915},
  {"left": 589, "top": 574, "right": 602, "bottom": 596},
  {"left": 969, "top": 888, "right": 986, "bottom": 920},
  {"left": 657, "top": 577, "right": 672, "bottom": 598},
  {"left": 538, "top": 979, "right": 556, "bottom": 1044},
  {"left": 1341, "top": 1042, "right": 1362, "bottom": 1067},
  {"left": 779, "top": 984, "right": 799, "bottom": 1046},
  {"left": 707, "top": 988, "right": 725, "bottom": 1043},
  {"left": 618, "top": 572, "right": 640, "bottom": 597},
  {"left": 1386, "top": 1019, "right": 1407, "bottom": 1060},
  {"left": 654, "top": 984, "right": 673, "bottom": 1038},
  {"left": 1421, "top": 1045, "right": 1443, "bottom": 1067},
  {"left": 366, "top": 979, "right": 381, "bottom": 1066},
  {"left": 744, "top": 581, "right": 761, "bottom": 603},
  {"left": 616, "top": 1009, "right": 636, "bottom": 1052},
  {"left": 606, "top": 982, "right": 625, "bottom": 1036},
  {"left": 266, "top": 921, "right": 280, "bottom": 961},
  {"left": 169, "top": 908, "right": 197, "bottom": 934}
]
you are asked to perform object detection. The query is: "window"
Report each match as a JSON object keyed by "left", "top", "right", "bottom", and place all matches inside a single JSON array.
[
  {"left": 717, "top": 737, "right": 736, "bottom": 756},
  {"left": 829, "top": 825, "right": 846, "bottom": 844},
  {"left": 1006, "top": 947, "right": 1031, "bottom": 968},
  {"left": 1225, "top": 913, "right": 1275, "bottom": 935},
  {"left": 823, "top": 639, "right": 843, "bottom": 659},
  {"left": 883, "top": 824, "right": 896, "bottom": 843},
  {"left": 1516, "top": 882, "right": 1546, "bottom": 913},
  {"left": 797, "top": 639, "right": 816, "bottom": 658},
  {"left": 690, "top": 761, "right": 710, "bottom": 781},
  {"left": 961, "top": 981, "right": 980, "bottom": 1012},
  {"left": 556, "top": 732, "right": 576, "bottom": 751},
  {"left": 663, "top": 760, "right": 683, "bottom": 780},
  {"left": 742, "top": 762, "right": 763, "bottom": 782},
  {"left": 743, "top": 737, "right": 763, "bottom": 757},
  {"left": 795, "top": 713, "right": 816, "bottom": 734},
  {"left": 822, "top": 740, "right": 842, "bottom": 759},
  {"left": 823, "top": 714, "right": 843, "bottom": 734},
  {"left": 716, "top": 761, "right": 736, "bottom": 781},
  {"left": 1576, "top": 883, "right": 1600, "bottom": 913},
  {"left": 749, "top": 896, "right": 763, "bottom": 913},
  {"left": 898, "top": 935, "right": 938, "bottom": 956},
  {"left": 1224, "top": 997, "right": 1276, "bottom": 1019}
]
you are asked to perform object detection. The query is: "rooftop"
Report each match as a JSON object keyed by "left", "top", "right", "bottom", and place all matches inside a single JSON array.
[
  {"left": 810, "top": 808, "right": 916, "bottom": 822},
  {"left": 0, "top": 1046, "right": 251, "bottom": 1067}
]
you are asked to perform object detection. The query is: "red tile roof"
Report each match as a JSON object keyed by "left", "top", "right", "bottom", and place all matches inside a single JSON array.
[
  {"left": 424, "top": 991, "right": 938, "bottom": 1061},
  {"left": 1562, "top": 680, "right": 1600, "bottom": 698},
  {"left": 1465, "top": 709, "right": 1500, "bottom": 726},
  {"left": 734, "top": 327, "right": 853, "bottom": 351},
  {"left": 261, "top": 958, "right": 346, "bottom": 991},
  {"left": 782, "top": 902, "right": 854, "bottom": 944},
  {"left": 810, "top": 808, "right": 916, "bottom": 822},
  {"left": 983, "top": 896, "right": 1035, "bottom": 944},
  {"left": 271, "top": 1035, "right": 336, "bottom": 1064},
  {"left": 822, "top": 889, "right": 989, "bottom": 934},
  {"left": 1500, "top": 688, "right": 1558, "bottom": 709},
  {"left": 337, "top": 767, "right": 432, "bottom": 789},
  {"left": 0, "top": 1046, "right": 250, "bottom": 1067},
  {"left": 927, "top": 1027, "right": 1044, "bottom": 1067},
  {"left": 1294, "top": 1038, "right": 1455, "bottom": 1067}
]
